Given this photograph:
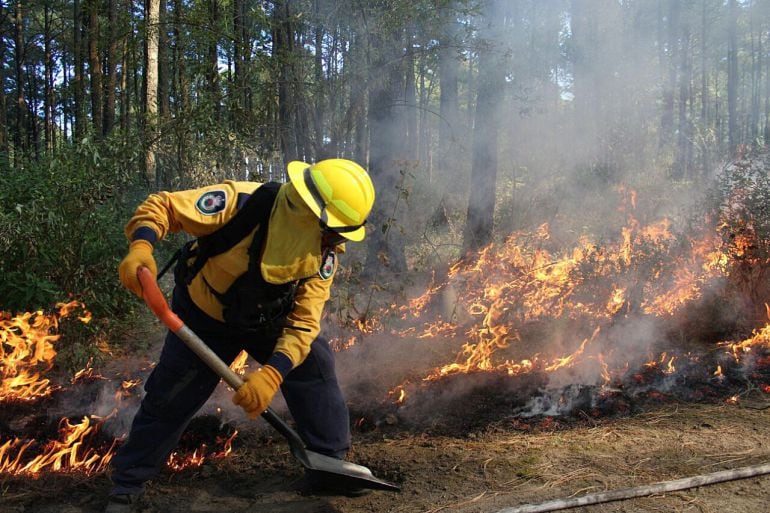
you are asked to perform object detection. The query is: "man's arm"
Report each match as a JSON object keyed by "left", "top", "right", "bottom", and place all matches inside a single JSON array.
[{"left": 269, "top": 274, "right": 334, "bottom": 376}]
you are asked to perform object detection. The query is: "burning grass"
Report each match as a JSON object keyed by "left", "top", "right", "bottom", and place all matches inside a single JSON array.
[
  {"left": 6, "top": 176, "right": 770, "bottom": 485},
  {"left": 335, "top": 182, "right": 770, "bottom": 435},
  {"left": 0, "top": 302, "right": 239, "bottom": 478}
]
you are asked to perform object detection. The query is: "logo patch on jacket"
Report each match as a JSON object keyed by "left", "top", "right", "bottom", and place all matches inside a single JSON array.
[
  {"left": 319, "top": 248, "right": 336, "bottom": 279},
  {"left": 196, "top": 190, "right": 227, "bottom": 215}
]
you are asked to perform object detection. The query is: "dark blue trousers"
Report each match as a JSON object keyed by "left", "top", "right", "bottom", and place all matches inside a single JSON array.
[{"left": 110, "top": 287, "right": 350, "bottom": 495}]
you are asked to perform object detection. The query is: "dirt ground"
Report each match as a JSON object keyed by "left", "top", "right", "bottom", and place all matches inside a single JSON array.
[
  {"left": 3, "top": 397, "right": 770, "bottom": 513},
  {"left": 4, "top": 305, "right": 770, "bottom": 513}
]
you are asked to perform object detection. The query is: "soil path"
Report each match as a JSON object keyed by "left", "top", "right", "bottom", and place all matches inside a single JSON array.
[{"left": 4, "top": 400, "right": 770, "bottom": 513}]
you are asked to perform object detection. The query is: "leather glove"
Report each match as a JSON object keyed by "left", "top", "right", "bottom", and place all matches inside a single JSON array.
[
  {"left": 118, "top": 240, "right": 157, "bottom": 298},
  {"left": 232, "top": 365, "right": 283, "bottom": 418}
]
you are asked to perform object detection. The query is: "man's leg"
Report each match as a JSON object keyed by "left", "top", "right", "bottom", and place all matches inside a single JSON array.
[
  {"left": 110, "top": 327, "right": 241, "bottom": 495},
  {"left": 277, "top": 336, "right": 350, "bottom": 459}
]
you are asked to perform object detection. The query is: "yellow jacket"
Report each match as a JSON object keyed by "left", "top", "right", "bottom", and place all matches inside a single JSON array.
[{"left": 125, "top": 181, "right": 341, "bottom": 375}]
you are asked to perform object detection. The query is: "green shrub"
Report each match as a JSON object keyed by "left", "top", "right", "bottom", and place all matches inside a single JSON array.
[{"left": 0, "top": 134, "right": 145, "bottom": 318}]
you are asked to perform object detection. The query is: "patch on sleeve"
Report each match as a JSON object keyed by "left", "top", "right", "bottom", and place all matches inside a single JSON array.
[
  {"left": 195, "top": 190, "right": 227, "bottom": 215},
  {"left": 319, "top": 248, "right": 336, "bottom": 280}
]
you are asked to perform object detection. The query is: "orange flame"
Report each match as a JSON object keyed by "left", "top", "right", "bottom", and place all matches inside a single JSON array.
[
  {"left": 166, "top": 430, "right": 238, "bottom": 471},
  {"left": 230, "top": 350, "right": 250, "bottom": 375},
  {"left": 385, "top": 187, "right": 744, "bottom": 406},
  {"left": 0, "top": 415, "right": 116, "bottom": 475},
  {"left": 1, "top": 301, "right": 90, "bottom": 402}
]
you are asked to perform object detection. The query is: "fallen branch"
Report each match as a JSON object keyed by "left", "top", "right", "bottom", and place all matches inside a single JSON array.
[{"left": 495, "top": 462, "right": 770, "bottom": 513}]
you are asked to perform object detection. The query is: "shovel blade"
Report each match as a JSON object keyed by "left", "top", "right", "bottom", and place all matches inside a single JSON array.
[{"left": 305, "top": 450, "right": 401, "bottom": 492}]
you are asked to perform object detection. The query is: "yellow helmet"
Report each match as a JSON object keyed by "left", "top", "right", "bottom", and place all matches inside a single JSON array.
[{"left": 287, "top": 158, "right": 375, "bottom": 242}]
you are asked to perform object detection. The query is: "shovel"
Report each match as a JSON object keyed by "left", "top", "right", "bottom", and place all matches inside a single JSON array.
[{"left": 136, "top": 266, "right": 399, "bottom": 492}]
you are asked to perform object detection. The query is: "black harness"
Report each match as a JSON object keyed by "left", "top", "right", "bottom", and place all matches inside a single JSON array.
[{"left": 174, "top": 182, "right": 299, "bottom": 331}]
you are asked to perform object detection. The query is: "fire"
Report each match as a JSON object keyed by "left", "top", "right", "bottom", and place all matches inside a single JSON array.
[
  {"left": 230, "top": 350, "right": 250, "bottom": 375},
  {"left": 0, "top": 301, "right": 240, "bottom": 478},
  {"left": 71, "top": 358, "right": 106, "bottom": 383},
  {"left": 166, "top": 430, "right": 237, "bottom": 472},
  {"left": 0, "top": 415, "right": 116, "bottom": 475},
  {"left": 1, "top": 301, "right": 90, "bottom": 402},
  {"left": 719, "top": 309, "right": 770, "bottom": 361},
  {"left": 379, "top": 186, "right": 768, "bottom": 410},
  {"left": 389, "top": 385, "right": 407, "bottom": 405}
]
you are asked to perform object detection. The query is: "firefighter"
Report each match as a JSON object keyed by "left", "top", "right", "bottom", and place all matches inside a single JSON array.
[{"left": 105, "top": 159, "right": 375, "bottom": 512}]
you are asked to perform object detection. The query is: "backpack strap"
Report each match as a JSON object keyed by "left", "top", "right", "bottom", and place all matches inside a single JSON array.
[{"left": 183, "top": 181, "right": 282, "bottom": 284}]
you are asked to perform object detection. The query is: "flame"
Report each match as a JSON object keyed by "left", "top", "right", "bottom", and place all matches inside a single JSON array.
[
  {"left": 166, "top": 430, "right": 238, "bottom": 471},
  {"left": 1, "top": 301, "right": 90, "bottom": 402},
  {"left": 389, "top": 385, "right": 408, "bottom": 405},
  {"left": 0, "top": 301, "right": 241, "bottom": 477},
  {"left": 71, "top": 357, "right": 107, "bottom": 383},
  {"left": 0, "top": 415, "right": 116, "bottom": 475},
  {"left": 719, "top": 309, "right": 770, "bottom": 361},
  {"left": 381, "top": 186, "right": 761, "bottom": 407},
  {"left": 230, "top": 350, "right": 250, "bottom": 375}
]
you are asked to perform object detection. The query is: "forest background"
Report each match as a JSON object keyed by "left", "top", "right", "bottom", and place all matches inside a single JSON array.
[{"left": 1, "top": 0, "right": 770, "bottom": 369}]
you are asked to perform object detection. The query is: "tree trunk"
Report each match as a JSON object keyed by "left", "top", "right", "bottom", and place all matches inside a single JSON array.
[
  {"left": 173, "top": 0, "right": 188, "bottom": 115},
  {"left": 207, "top": 0, "right": 220, "bottom": 117},
  {"left": 365, "top": 25, "right": 408, "bottom": 274},
  {"left": 750, "top": 20, "right": 761, "bottom": 147},
  {"left": 701, "top": 0, "right": 709, "bottom": 175},
  {"left": 438, "top": 8, "right": 460, "bottom": 185},
  {"left": 73, "top": 0, "right": 86, "bottom": 138},
  {"left": 145, "top": 0, "right": 160, "bottom": 184},
  {"left": 88, "top": 0, "right": 103, "bottom": 137},
  {"left": 104, "top": 0, "right": 117, "bottom": 135},
  {"left": 463, "top": 0, "right": 507, "bottom": 254},
  {"left": 313, "top": 0, "right": 324, "bottom": 156},
  {"left": 158, "top": 0, "right": 170, "bottom": 119},
  {"left": 119, "top": 3, "right": 131, "bottom": 133},
  {"left": 659, "top": 0, "right": 680, "bottom": 150},
  {"left": 233, "top": 0, "right": 243, "bottom": 127},
  {"left": 172, "top": 0, "right": 188, "bottom": 184},
  {"left": 675, "top": 23, "right": 691, "bottom": 179},
  {"left": 274, "top": 0, "right": 298, "bottom": 161},
  {"left": 727, "top": 0, "right": 738, "bottom": 155},
  {"left": 764, "top": 22, "right": 770, "bottom": 146},
  {"left": 44, "top": 2, "right": 55, "bottom": 152},
  {"left": 61, "top": 40, "right": 70, "bottom": 141},
  {"left": 418, "top": 51, "right": 432, "bottom": 175},
  {"left": 350, "top": 29, "right": 367, "bottom": 166},
  {"left": 26, "top": 62, "right": 38, "bottom": 156},
  {"left": 404, "top": 28, "right": 418, "bottom": 161},
  {"left": 13, "top": 0, "right": 26, "bottom": 158},
  {"left": 0, "top": 2, "right": 7, "bottom": 155}
]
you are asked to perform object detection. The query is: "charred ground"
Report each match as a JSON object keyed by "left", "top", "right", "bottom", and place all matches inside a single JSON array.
[
  {"left": 3, "top": 328, "right": 770, "bottom": 513},
  {"left": 3, "top": 395, "right": 770, "bottom": 513}
]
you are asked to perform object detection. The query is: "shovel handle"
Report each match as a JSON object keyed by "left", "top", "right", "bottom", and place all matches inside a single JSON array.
[
  {"left": 136, "top": 266, "right": 309, "bottom": 457},
  {"left": 135, "top": 268, "right": 400, "bottom": 489},
  {"left": 138, "top": 267, "right": 184, "bottom": 332},
  {"left": 137, "top": 266, "right": 243, "bottom": 389}
]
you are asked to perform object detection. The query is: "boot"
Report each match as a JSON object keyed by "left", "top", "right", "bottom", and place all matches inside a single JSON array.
[{"left": 104, "top": 493, "right": 142, "bottom": 513}]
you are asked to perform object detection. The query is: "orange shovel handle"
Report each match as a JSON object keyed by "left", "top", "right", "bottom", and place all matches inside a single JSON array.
[{"left": 137, "top": 266, "right": 184, "bottom": 332}]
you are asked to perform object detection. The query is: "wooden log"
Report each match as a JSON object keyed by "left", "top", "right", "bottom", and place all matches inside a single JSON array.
[{"left": 496, "top": 462, "right": 770, "bottom": 513}]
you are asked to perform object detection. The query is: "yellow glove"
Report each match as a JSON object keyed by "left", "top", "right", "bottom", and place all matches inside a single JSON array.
[
  {"left": 232, "top": 365, "right": 283, "bottom": 418},
  {"left": 118, "top": 240, "right": 157, "bottom": 298}
]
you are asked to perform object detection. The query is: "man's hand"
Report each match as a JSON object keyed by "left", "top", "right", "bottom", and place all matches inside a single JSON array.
[
  {"left": 118, "top": 240, "right": 157, "bottom": 297},
  {"left": 232, "top": 365, "right": 283, "bottom": 418}
]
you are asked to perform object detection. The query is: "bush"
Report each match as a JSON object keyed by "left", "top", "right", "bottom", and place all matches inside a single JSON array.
[
  {"left": 709, "top": 154, "right": 770, "bottom": 325},
  {"left": 0, "top": 134, "right": 145, "bottom": 317}
]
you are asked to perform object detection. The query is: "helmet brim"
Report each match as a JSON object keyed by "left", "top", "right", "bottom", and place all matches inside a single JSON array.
[{"left": 287, "top": 161, "right": 367, "bottom": 242}]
